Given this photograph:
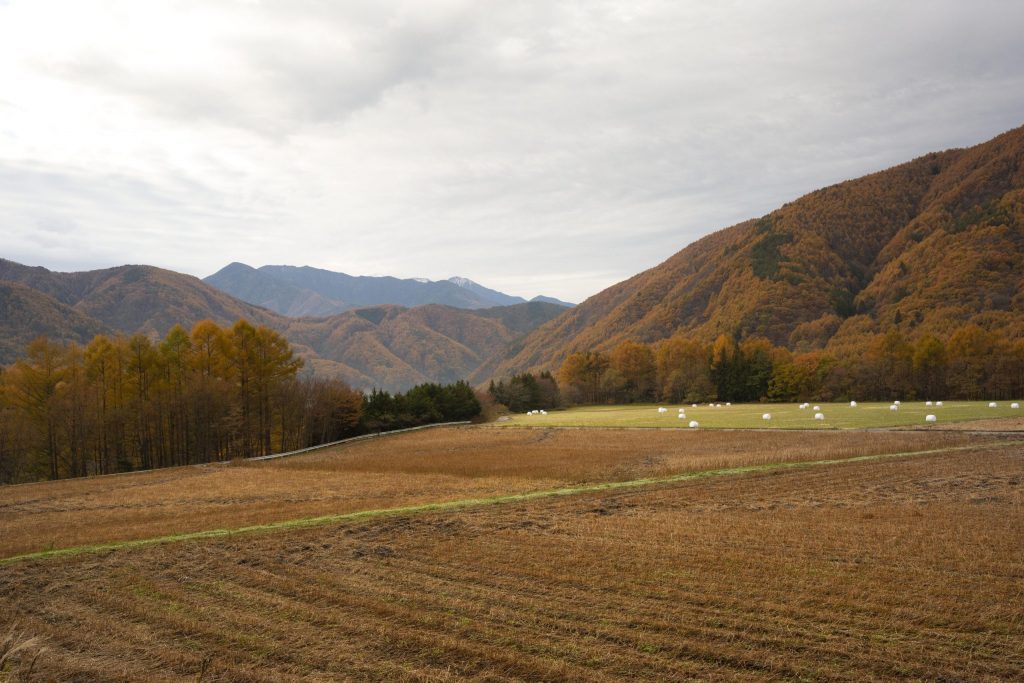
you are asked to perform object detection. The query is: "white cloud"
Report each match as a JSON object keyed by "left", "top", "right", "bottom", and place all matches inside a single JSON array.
[{"left": 1, "top": 0, "right": 1023, "bottom": 301}]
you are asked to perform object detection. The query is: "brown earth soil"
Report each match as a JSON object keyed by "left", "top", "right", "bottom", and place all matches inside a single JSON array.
[
  {"left": 0, "top": 427, "right": 1006, "bottom": 559},
  {"left": 896, "top": 415, "right": 1024, "bottom": 431},
  {"left": 1, "top": 444, "right": 1022, "bottom": 681}
]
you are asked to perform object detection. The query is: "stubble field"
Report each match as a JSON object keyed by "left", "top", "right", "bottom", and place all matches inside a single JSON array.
[
  {"left": 0, "top": 427, "right": 1004, "bottom": 560},
  {"left": 1, "top": 440, "right": 1022, "bottom": 681}
]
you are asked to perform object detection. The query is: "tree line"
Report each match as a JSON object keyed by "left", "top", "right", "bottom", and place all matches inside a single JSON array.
[
  {"left": 362, "top": 382, "right": 481, "bottom": 432},
  {"left": 489, "top": 324, "right": 1024, "bottom": 411},
  {"left": 0, "top": 321, "right": 481, "bottom": 484}
]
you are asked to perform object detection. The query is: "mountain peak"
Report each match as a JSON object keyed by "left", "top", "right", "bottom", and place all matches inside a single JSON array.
[
  {"left": 530, "top": 295, "right": 575, "bottom": 308},
  {"left": 206, "top": 262, "right": 256, "bottom": 278}
]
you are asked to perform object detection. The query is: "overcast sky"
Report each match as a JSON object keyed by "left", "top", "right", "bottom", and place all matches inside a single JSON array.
[{"left": 2, "top": 0, "right": 1023, "bottom": 302}]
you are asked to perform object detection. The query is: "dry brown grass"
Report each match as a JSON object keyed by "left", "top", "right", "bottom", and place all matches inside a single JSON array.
[
  {"left": 0, "top": 445, "right": 1021, "bottom": 681},
  {"left": 0, "top": 627, "right": 44, "bottom": 682},
  {"left": 0, "top": 427, "right": 1000, "bottom": 559}
]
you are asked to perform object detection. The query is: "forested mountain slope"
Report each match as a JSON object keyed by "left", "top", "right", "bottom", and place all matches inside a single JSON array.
[
  {"left": 0, "top": 259, "right": 564, "bottom": 390},
  {"left": 0, "top": 260, "right": 280, "bottom": 337},
  {"left": 286, "top": 301, "right": 565, "bottom": 392},
  {"left": 490, "top": 124, "right": 1024, "bottom": 377},
  {"left": 0, "top": 281, "right": 111, "bottom": 364},
  {"left": 202, "top": 262, "right": 347, "bottom": 317}
]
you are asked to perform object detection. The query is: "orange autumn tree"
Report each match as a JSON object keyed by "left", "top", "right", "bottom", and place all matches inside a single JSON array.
[
  {"left": 555, "top": 327, "right": 1022, "bottom": 406},
  {"left": 0, "top": 320, "right": 361, "bottom": 483},
  {"left": 606, "top": 341, "right": 656, "bottom": 402}
]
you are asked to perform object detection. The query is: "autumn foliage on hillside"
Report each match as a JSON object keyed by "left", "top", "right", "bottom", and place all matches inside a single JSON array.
[
  {"left": 0, "top": 280, "right": 110, "bottom": 363},
  {"left": 287, "top": 301, "right": 565, "bottom": 392},
  {"left": 492, "top": 125, "right": 1024, "bottom": 378},
  {"left": 0, "top": 259, "right": 280, "bottom": 343},
  {"left": 551, "top": 326, "right": 1024, "bottom": 406}
]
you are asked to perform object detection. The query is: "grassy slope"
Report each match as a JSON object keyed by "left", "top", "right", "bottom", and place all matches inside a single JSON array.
[{"left": 499, "top": 400, "right": 1024, "bottom": 429}]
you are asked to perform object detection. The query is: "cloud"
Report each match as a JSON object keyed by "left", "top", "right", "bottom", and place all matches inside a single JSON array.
[{"left": 1, "top": 0, "right": 1023, "bottom": 301}]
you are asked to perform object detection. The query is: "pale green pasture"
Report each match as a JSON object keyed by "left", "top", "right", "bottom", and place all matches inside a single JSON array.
[{"left": 499, "top": 401, "right": 1023, "bottom": 430}]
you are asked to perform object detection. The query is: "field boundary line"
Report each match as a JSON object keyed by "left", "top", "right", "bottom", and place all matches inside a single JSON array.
[
  {"left": 488, "top": 424, "right": 1024, "bottom": 435},
  {"left": 247, "top": 421, "right": 473, "bottom": 461},
  {"left": 4, "top": 438, "right": 1022, "bottom": 565},
  {"left": 0, "top": 422, "right": 474, "bottom": 489}
]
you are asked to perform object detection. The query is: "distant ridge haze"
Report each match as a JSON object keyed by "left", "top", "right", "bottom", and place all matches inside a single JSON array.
[{"left": 203, "top": 263, "right": 573, "bottom": 317}]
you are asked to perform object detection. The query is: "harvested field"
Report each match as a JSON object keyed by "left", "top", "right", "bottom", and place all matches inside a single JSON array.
[
  {"left": 0, "top": 427, "right": 1004, "bottom": 559},
  {"left": 1, "top": 444, "right": 1022, "bottom": 681}
]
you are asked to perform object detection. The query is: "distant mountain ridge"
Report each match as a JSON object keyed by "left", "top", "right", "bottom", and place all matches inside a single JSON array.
[
  {"left": 203, "top": 262, "right": 573, "bottom": 316},
  {"left": 0, "top": 259, "right": 279, "bottom": 337},
  {"left": 0, "top": 258, "right": 566, "bottom": 392},
  {"left": 287, "top": 301, "right": 566, "bottom": 391},
  {"left": 486, "top": 123, "right": 1024, "bottom": 379},
  {"left": 529, "top": 294, "right": 576, "bottom": 307},
  {"left": 445, "top": 276, "right": 526, "bottom": 307}
]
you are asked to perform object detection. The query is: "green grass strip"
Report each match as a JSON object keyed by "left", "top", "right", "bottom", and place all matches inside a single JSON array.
[{"left": 4, "top": 439, "right": 1022, "bottom": 566}]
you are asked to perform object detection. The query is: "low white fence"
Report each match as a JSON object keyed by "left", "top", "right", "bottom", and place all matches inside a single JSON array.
[{"left": 247, "top": 421, "right": 473, "bottom": 461}]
